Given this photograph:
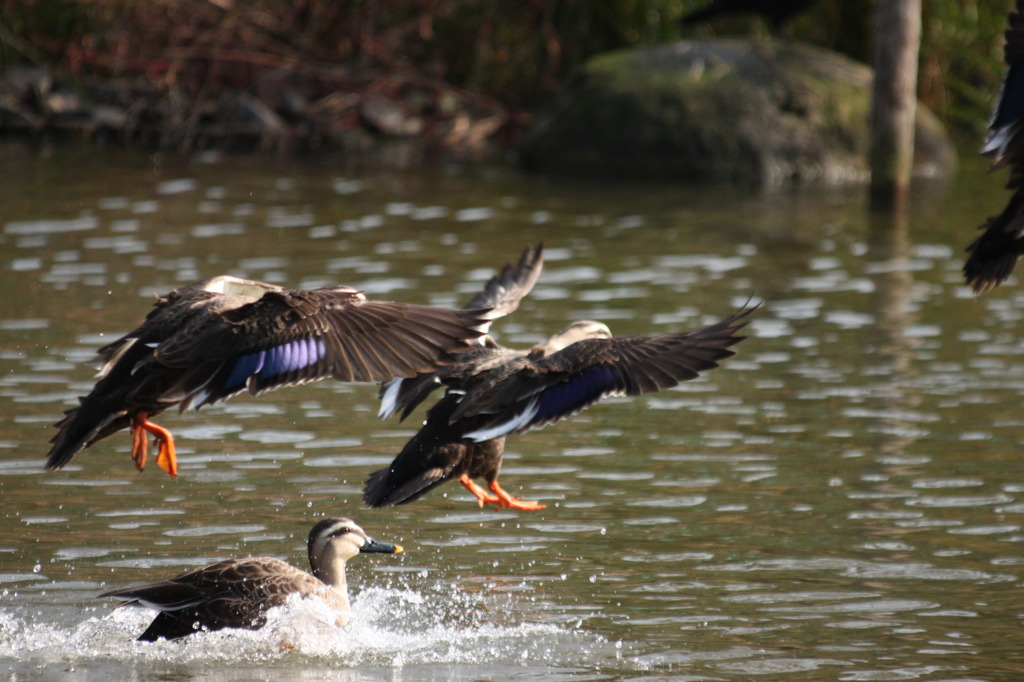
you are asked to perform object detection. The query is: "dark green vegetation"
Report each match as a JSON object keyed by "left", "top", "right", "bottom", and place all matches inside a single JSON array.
[
  {"left": 516, "top": 40, "right": 956, "bottom": 183},
  {"left": 0, "top": 0, "right": 1010, "bottom": 149}
]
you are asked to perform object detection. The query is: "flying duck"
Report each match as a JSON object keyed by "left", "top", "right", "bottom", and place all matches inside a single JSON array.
[
  {"left": 46, "top": 275, "right": 490, "bottom": 477},
  {"left": 965, "top": 0, "right": 1024, "bottom": 292},
  {"left": 99, "top": 517, "right": 402, "bottom": 641},
  {"left": 365, "top": 250, "right": 753, "bottom": 510}
]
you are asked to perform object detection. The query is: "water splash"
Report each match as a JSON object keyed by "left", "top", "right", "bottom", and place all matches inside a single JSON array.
[{"left": 0, "top": 583, "right": 611, "bottom": 670}]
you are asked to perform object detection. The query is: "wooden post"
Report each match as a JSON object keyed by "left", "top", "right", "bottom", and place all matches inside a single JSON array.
[{"left": 869, "top": 0, "right": 922, "bottom": 210}]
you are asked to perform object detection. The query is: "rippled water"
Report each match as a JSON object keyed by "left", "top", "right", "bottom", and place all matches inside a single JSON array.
[{"left": 1, "top": 142, "right": 1023, "bottom": 680}]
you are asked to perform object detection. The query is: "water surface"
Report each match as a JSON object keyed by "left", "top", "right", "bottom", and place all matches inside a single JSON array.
[{"left": 1, "top": 143, "right": 1022, "bottom": 680}]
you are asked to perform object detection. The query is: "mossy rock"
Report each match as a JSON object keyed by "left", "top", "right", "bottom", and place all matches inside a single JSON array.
[{"left": 516, "top": 39, "right": 956, "bottom": 184}]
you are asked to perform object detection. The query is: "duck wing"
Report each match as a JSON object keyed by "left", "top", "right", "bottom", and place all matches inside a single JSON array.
[
  {"left": 100, "top": 557, "right": 318, "bottom": 609},
  {"left": 88, "top": 283, "right": 231, "bottom": 377},
  {"left": 148, "top": 286, "right": 489, "bottom": 410},
  {"left": 100, "top": 557, "right": 324, "bottom": 639},
  {"left": 377, "top": 243, "right": 544, "bottom": 421},
  {"left": 983, "top": 1, "right": 1024, "bottom": 170},
  {"left": 455, "top": 307, "right": 754, "bottom": 441},
  {"left": 462, "top": 242, "right": 544, "bottom": 328},
  {"left": 965, "top": 1, "right": 1024, "bottom": 293},
  {"left": 965, "top": 190, "right": 1024, "bottom": 293}
]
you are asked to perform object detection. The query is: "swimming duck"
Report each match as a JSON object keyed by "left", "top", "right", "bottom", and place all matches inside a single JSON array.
[
  {"left": 99, "top": 517, "right": 402, "bottom": 641},
  {"left": 965, "top": 0, "right": 1024, "bottom": 293},
  {"left": 46, "top": 276, "right": 490, "bottom": 477},
  {"left": 365, "top": 252, "right": 754, "bottom": 510}
]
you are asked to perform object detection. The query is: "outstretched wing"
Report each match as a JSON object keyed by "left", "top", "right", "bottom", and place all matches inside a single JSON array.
[
  {"left": 462, "top": 242, "right": 544, "bottom": 330},
  {"left": 456, "top": 306, "right": 754, "bottom": 441},
  {"left": 149, "top": 287, "right": 489, "bottom": 410}
]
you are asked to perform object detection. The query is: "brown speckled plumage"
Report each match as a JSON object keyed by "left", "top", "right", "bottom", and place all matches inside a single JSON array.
[
  {"left": 368, "top": 245, "right": 755, "bottom": 510},
  {"left": 100, "top": 517, "right": 401, "bottom": 641},
  {"left": 46, "top": 276, "right": 489, "bottom": 476}
]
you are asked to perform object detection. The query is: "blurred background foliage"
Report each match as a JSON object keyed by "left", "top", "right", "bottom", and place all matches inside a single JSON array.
[{"left": 0, "top": 0, "right": 1011, "bottom": 142}]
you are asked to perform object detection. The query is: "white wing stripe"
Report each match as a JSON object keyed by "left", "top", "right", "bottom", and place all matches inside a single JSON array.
[
  {"left": 377, "top": 378, "right": 404, "bottom": 419},
  {"left": 463, "top": 398, "right": 540, "bottom": 442}
]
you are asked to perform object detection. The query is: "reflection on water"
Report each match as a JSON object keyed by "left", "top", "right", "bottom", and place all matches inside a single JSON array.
[{"left": 2, "top": 144, "right": 1024, "bottom": 679}]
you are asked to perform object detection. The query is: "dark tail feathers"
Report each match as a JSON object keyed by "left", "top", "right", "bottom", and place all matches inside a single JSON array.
[{"left": 45, "top": 399, "right": 125, "bottom": 470}]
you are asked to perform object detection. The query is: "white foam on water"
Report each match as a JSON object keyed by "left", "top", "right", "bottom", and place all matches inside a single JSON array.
[{"left": 0, "top": 584, "right": 610, "bottom": 670}]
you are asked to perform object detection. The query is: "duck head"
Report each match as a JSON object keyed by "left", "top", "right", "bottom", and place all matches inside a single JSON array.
[
  {"left": 529, "top": 320, "right": 612, "bottom": 358},
  {"left": 307, "top": 517, "right": 402, "bottom": 586}
]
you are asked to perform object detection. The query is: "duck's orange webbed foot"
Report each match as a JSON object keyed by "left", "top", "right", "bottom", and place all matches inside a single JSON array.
[
  {"left": 459, "top": 474, "right": 500, "bottom": 507},
  {"left": 131, "top": 413, "right": 178, "bottom": 478},
  {"left": 487, "top": 480, "right": 546, "bottom": 511},
  {"left": 130, "top": 415, "right": 150, "bottom": 472}
]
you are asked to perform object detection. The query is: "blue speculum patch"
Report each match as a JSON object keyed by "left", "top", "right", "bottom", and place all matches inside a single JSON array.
[
  {"left": 533, "top": 364, "right": 619, "bottom": 424},
  {"left": 225, "top": 337, "right": 326, "bottom": 390}
]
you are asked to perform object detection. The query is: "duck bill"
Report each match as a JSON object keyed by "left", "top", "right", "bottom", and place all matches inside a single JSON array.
[{"left": 361, "top": 539, "right": 403, "bottom": 554}]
